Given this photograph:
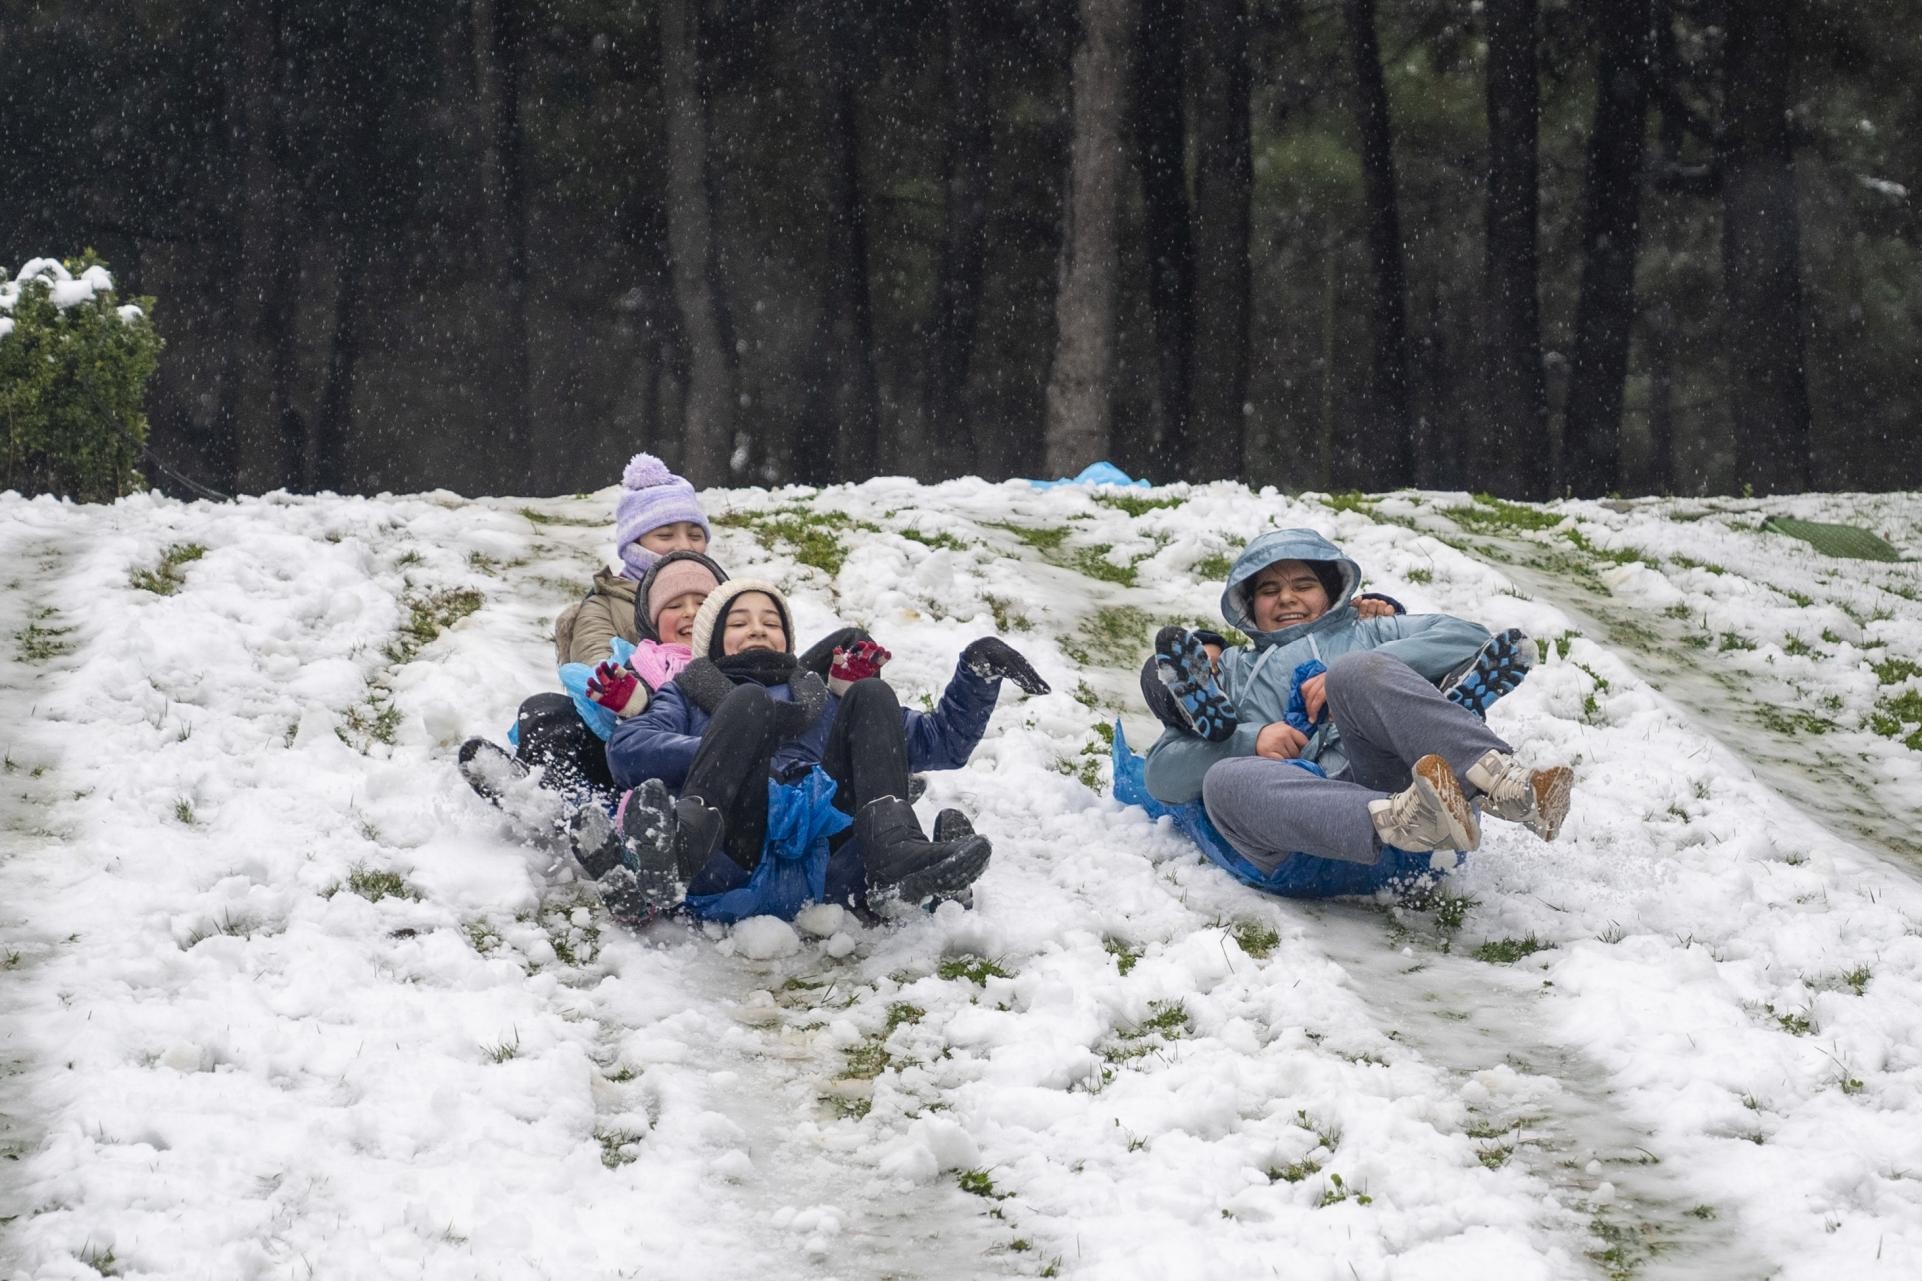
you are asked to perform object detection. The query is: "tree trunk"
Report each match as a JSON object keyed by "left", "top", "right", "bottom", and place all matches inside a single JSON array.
[
  {"left": 1563, "top": 0, "right": 1651, "bottom": 498},
  {"left": 922, "top": 1, "right": 994, "bottom": 478},
  {"left": 1481, "top": 0, "right": 1551, "bottom": 499},
  {"left": 659, "top": 0, "right": 734, "bottom": 486},
  {"left": 1134, "top": 0, "right": 1193, "bottom": 475},
  {"left": 1183, "top": 0, "right": 1250, "bottom": 481},
  {"left": 315, "top": 240, "right": 367, "bottom": 494},
  {"left": 1645, "top": 298, "right": 1676, "bottom": 494},
  {"left": 1721, "top": 0, "right": 1813, "bottom": 495},
  {"left": 822, "top": 6, "right": 881, "bottom": 482},
  {"left": 225, "top": 1, "right": 301, "bottom": 495},
  {"left": 1044, "top": 0, "right": 1136, "bottom": 478},
  {"left": 472, "top": 0, "right": 533, "bottom": 491},
  {"left": 1342, "top": 0, "right": 1414, "bottom": 489}
]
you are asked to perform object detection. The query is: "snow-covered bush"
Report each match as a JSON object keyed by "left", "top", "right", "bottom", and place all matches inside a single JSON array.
[{"left": 0, "top": 254, "right": 162, "bottom": 502}]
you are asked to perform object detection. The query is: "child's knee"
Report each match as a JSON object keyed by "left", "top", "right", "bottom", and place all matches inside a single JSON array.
[{"left": 1325, "top": 649, "right": 1398, "bottom": 700}]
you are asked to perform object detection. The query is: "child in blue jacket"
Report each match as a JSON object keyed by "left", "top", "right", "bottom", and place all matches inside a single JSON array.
[
  {"left": 605, "top": 578, "right": 1049, "bottom": 919},
  {"left": 1143, "top": 529, "right": 1572, "bottom": 869}
]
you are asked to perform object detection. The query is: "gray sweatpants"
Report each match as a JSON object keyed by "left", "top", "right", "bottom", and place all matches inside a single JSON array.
[{"left": 1201, "top": 650, "right": 1511, "bottom": 868}]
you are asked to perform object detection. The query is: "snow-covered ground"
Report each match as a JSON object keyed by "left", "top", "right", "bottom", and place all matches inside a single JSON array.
[{"left": 2, "top": 478, "right": 1919, "bottom": 1281}]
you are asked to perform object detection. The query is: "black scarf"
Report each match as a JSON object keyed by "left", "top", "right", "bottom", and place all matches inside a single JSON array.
[{"left": 676, "top": 651, "right": 799, "bottom": 714}]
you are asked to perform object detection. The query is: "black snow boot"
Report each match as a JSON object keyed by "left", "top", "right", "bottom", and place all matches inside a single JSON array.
[
  {"left": 614, "top": 782, "right": 727, "bottom": 917},
  {"left": 856, "top": 796, "right": 991, "bottom": 907},
  {"left": 458, "top": 737, "right": 528, "bottom": 805}
]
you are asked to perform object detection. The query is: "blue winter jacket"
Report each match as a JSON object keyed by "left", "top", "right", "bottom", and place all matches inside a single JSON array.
[
  {"left": 606, "top": 657, "right": 1004, "bottom": 792},
  {"left": 1143, "top": 529, "right": 1490, "bottom": 804}
]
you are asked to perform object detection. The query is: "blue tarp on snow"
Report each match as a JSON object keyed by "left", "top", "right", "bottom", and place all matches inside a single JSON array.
[
  {"left": 682, "top": 766, "right": 854, "bottom": 923},
  {"left": 1027, "top": 461, "right": 1152, "bottom": 490},
  {"left": 1109, "top": 720, "right": 1453, "bottom": 899}
]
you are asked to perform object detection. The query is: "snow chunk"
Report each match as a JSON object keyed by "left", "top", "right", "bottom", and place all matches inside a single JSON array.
[
  {"left": 793, "top": 903, "right": 851, "bottom": 938},
  {"left": 730, "top": 916, "right": 801, "bottom": 959}
]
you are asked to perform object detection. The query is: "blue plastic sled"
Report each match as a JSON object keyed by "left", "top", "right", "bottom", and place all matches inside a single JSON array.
[{"left": 1110, "top": 721, "right": 1455, "bottom": 899}]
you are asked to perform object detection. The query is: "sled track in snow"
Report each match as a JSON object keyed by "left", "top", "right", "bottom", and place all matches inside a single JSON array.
[{"left": 0, "top": 512, "right": 89, "bottom": 1267}]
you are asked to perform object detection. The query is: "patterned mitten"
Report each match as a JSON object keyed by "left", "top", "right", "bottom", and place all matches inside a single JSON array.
[
  {"left": 1442, "top": 628, "right": 1535, "bottom": 719},
  {"left": 1153, "top": 625, "right": 1238, "bottom": 743}
]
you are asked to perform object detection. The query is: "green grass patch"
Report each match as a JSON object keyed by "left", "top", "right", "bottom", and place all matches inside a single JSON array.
[
  {"left": 130, "top": 542, "right": 206, "bottom": 595},
  {"left": 1192, "top": 551, "right": 1235, "bottom": 580},
  {"left": 1060, "top": 605, "right": 1155, "bottom": 668},
  {"left": 1316, "top": 1172, "right": 1373, "bottom": 1207},
  {"left": 1228, "top": 919, "right": 1280, "bottom": 959},
  {"left": 957, "top": 1168, "right": 1004, "bottom": 1198},
  {"left": 518, "top": 507, "right": 600, "bottom": 527},
  {"left": 938, "top": 954, "right": 1010, "bottom": 984},
  {"left": 1103, "top": 937, "right": 1143, "bottom": 975},
  {"left": 340, "top": 690, "right": 403, "bottom": 750},
  {"left": 1563, "top": 527, "right": 1640, "bottom": 565},
  {"left": 1405, "top": 567, "right": 1433, "bottom": 584},
  {"left": 1755, "top": 705, "right": 1833, "bottom": 738},
  {"left": 988, "top": 522, "right": 1069, "bottom": 554},
  {"left": 1267, "top": 1156, "right": 1322, "bottom": 1183},
  {"left": 1093, "top": 492, "right": 1184, "bottom": 517},
  {"left": 715, "top": 507, "right": 881, "bottom": 577},
  {"left": 1717, "top": 632, "right": 1756, "bottom": 652},
  {"left": 15, "top": 615, "right": 75, "bottom": 662},
  {"left": 1473, "top": 935, "right": 1550, "bottom": 965},
  {"left": 597, "top": 1127, "right": 645, "bottom": 1167},
  {"left": 386, "top": 587, "right": 485, "bottom": 663},
  {"left": 1320, "top": 491, "right": 1378, "bottom": 516},
  {"left": 331, "top": 863, "right": 420, "bottom": 903},
  {"left": 1873, "top": 657, "right": 1922, "bottom": 686},
  {"left": 984, "top": 594, "right": 1033, "bottom": 633},
  {"left": 172, "top": 798, "right": 195, "bottom": 825},
  {"left": 899, "top": 527, "right": 970, "bottom": 552},
  {"left": 1445, "top": 493, "right": 1564, "bottom": 535}
]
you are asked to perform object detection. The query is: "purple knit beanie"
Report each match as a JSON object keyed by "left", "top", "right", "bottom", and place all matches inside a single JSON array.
[{"left": 614, "top": 453, "right": 709, "bottom": 580}]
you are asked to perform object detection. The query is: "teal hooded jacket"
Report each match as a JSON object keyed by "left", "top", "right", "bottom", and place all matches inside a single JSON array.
[{"left": 1142, "top": 529, "right": 1490, "bottom": 804}]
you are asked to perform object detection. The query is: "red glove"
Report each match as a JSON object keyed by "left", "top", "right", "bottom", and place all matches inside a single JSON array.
[
  {"left": 586, "top": 660, "right": 640, "bottom": 711},
  {"left": 828, "top": 640, "right": 891, "bottom": 694}
]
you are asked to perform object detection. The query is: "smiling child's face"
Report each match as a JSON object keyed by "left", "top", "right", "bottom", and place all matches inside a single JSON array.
[
  {"left": 655, "top": 591, "right": 706, "bottom": 644},
  {"left": 1249, "top": 560, "right": 1332, "bottom": 632},
  {"left": 720, "top": 592, "right": 786, "bottom": 656}
]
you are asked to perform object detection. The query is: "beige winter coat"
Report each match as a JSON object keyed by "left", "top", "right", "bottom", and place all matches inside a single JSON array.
[{"left": 552, "top": 568, "right": 641, "bottom": 666}]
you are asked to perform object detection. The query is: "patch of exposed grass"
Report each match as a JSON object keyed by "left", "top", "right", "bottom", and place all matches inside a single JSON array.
[
  {"left": 172, "top": 797, "right": 195, "bottom": 825},
  {"left": 519, "top": 507, "right": 600, "bottom": 527},
  {"left": 1316, "top": 1172, "right": 1373, "bottom": 1207},
  {"left": 1192, "top": 550, "right": 1235, "bottom": 580},
  {"left": 1267, "top": 1157, "right": 1322, "bottom": 1183},
  {"left": 1563, "top": 527, "right": 1640, "bottom": 566},
  {"left": 1755, "top": 705, "right": 1833, "bottom": 738},
  {"left": 597, "top": 1128, "right": 644, "bottom": 1167},
  {"left": 1228, "top": 919, "right": 1280, "bottom": 959},
  {"left": 15, "top": 615, "right": 75, "bottom": 662},
  {"left": 1873, "top": 657, "right": 1922, "bottom": 685},
  {"left": 1473, "top": 935, "right": 1550, "bottom": 965},
  {"left": 984, "top": 594, "right": 1033, "bottom": 633},
  {"left": 1445, "top": 493, "right": 1564, "bottom": 535},
  {"left": 130, "top": 542, "right": 207, "bottom": 595},
  {"left": 1060, "top": 604, "right": 1155, "bottom": 668},
  {"left": 938, "top": 954, "right": 1010, "bottom": 984},
  {"left": 1767, "top": 1003, "right": 1814, "bottom": 1036},
  {"left": 386, "top": 587, "right": 485, "bottom": 663},
  {"left": 339, "top": 690, "right": 403, "bottom": 751},
  {"left": 957, "top": 1168, "right": 1004, "bottom": 1198},
  {"left": 1405, "top": 567, "right": 1433, "bottom": 584},
  {"left": 1717, "top": 632, "right": 1756, "bottom": 652},
  {"left": 989, "top": 522, "right": 1069, "bottom": 554},
  {"left": 1320, "top": 491, "right": 1377, "bottom": 516},
  {"left": 1093, "top": 492, "right": 1184, "bottom": 517},
  {"left": 331, "top": 863, "right": 420, "bottom": 903},
  {"left": 484, "top": 1032, "right": 520, "bottom": 1063},
  {"left": 899, "top": 527, "right": 970, "bottom": 552},
  {"left": 1103, "top": 937, "right": 1143, "bottom": 975},
  {"left": 1870, "top": 689, "right": 1922, "bottom": 751}
]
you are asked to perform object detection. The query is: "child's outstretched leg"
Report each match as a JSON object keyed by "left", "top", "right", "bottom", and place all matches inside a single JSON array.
[
  {"left": 1441, "top": 627, "right": 1535, "bottom": 718},
  {"left": 1328, "top": 649, "right": 1571, "bottom": 842},
  {"left": 821, "top": 678, "right": 990, "bottom": 905},
  {"left": 1152, "top": 626, "right": 1237, "bottom": 742}
]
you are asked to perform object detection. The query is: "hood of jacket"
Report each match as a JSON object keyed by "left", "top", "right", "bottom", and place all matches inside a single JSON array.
[{"left": 1219, "top": 528, "right": 1361, "bottom": 649}]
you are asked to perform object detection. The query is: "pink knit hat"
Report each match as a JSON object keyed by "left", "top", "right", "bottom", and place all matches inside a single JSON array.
[
  {"left": 615, "top": 453, "right": 709, "bottom": 580},
  {"left": 644, "top": 555, "right": 723, "bottom": 634}
]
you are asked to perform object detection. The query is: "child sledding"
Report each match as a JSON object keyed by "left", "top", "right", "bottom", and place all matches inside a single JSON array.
[
  {"left": 1126, "top": 528, "right": 1572, "bottom": 896},
  {"left": 602, "top": 578, "right": 1050, "bottom": 923}
]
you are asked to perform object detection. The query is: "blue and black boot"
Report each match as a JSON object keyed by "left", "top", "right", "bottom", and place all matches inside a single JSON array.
[
  {"left": 1442, "top": 628, "right": 1535, "bottom": 720},
  {"left": 1153, "top": 626, "right": 1238, "bottom": 743}
]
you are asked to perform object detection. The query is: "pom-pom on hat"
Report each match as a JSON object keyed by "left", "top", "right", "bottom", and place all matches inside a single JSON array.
[{"left": 615, "top": 452, "right": 709, "bottom": 580}]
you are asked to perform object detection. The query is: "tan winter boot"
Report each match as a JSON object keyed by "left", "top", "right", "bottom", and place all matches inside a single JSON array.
[
  {"left": 1464, "top": 750, "right": 1574, "bottom": 842},
  {"left": 1369, "top": 755, "right": 1481, "bottom": 853}
]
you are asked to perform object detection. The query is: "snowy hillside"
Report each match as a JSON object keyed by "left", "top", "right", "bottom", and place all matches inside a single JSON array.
[{"left": 3, "top": 479, "right": 1920, "bottom": 1281}]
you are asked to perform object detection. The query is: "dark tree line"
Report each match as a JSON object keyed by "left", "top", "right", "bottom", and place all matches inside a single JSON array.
[{"left": 3, "top": 0, "right": 1916, "bottom": 500}]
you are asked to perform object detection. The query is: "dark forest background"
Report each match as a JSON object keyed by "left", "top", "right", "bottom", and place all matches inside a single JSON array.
[{"left": 3, "top": 0, "right": 1918, "bottom": 500}]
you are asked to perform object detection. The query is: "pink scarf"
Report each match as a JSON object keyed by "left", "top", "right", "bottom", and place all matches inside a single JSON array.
[{"left": 628, "top": 638, "right": 694, "bottom": 692}]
